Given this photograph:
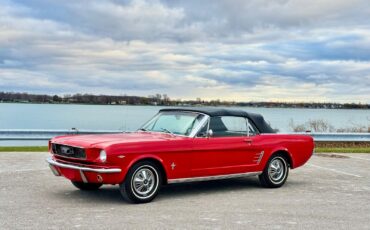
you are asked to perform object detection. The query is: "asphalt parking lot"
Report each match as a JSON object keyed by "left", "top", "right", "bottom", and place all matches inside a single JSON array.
[{"left": 0, "top": 152, "right": 369, "bottom": 230}]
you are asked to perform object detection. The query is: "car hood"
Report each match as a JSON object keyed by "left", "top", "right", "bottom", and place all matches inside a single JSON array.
[{"left": 51, "top": 132, "right": 186, "bottom": 148}]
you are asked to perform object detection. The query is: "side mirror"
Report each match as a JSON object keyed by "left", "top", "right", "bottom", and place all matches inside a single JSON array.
[{"left": 207, "top": 129, "right": 213, "bottom": 137}]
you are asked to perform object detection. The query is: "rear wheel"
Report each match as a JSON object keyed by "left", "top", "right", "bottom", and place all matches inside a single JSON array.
[
  {"left": 71, "top": 181, "right": 102, "bottom": 190},
  {"left": 259, "top": 154, "right": 289, "bottom": 188},
  {"left": 119, "top": 161, "right": 162, "bottom": 203}
]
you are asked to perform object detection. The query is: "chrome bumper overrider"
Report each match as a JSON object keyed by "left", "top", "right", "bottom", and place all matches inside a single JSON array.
[{"left": 167, "top": 171, "right": 262, "bottom": 184}]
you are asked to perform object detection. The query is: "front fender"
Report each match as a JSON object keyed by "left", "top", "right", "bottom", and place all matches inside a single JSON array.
[{"left": 121, "top": 154, "right": 169, "bottom": 183}]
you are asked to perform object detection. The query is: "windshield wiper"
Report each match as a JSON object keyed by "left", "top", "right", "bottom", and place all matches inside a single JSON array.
[
  {"left": 160, "top": 128, "right": 174, "bottom": 135},
  {"left": 138, "top": 128, "right": 147, "bottom": 132}
]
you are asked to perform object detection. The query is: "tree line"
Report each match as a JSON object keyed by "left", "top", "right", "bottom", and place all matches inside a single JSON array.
[{"left": 0, "top": 91, "right": 369, "bottom": 109}]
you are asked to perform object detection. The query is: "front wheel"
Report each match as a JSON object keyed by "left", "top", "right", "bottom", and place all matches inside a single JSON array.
[
  {"left": 119, "top": 161, "right": 162, "bottom": 203},
  {"left": 71, "top": 181, "right": 102, "bottom": 190},
  {"left": 259, "top": 154, "right": 289, "bottom": 188}
]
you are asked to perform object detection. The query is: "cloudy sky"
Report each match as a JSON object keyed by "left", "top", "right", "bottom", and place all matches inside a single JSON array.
[{"left": 1, "top": 0, "right": 370, "bottom": 103}]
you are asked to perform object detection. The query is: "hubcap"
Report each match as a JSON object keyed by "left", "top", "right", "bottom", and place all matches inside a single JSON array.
[
  {"left": 268, "top": 158, "right": 286, "bottom": 183},
  {"left": 131, "top": 166, "right": 158, "bottom": 198}
]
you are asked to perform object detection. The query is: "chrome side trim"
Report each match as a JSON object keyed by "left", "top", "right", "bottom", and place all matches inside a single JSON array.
[
  {"left": 46, "top": 157, "right": 121, "bottom": 173},
  {"left": 167, "top": 171, "right": 262, "bottom": 184}
]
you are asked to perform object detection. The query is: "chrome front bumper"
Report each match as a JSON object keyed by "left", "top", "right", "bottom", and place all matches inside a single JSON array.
[{"left": 46, "top": 157, "right": 122, "bottom": 183}]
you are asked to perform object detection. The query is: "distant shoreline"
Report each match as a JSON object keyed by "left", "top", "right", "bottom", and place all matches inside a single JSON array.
[
  {"left": 1, "top": 91, "right": 369, "bottom": 109},
  {"left": 1, "top": 101, "right": 369, "bottom": 110}
]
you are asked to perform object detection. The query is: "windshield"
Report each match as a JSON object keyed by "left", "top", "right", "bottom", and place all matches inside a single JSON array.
[{"left": 140, "top": 111, "right": 205, "bottom": 136}]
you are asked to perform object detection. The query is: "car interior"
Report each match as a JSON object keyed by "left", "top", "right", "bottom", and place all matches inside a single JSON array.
[{"left": 197, "top": 116, "right": 257, "bottom": 137}]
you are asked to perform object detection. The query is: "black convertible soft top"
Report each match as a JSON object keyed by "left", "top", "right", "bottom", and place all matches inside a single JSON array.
[{"left": 159, "top": 108, "right": 275, "bottom": 133}]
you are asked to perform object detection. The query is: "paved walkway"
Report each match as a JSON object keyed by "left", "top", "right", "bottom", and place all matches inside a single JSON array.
[{"left": 0, "top": 152, "right": 369, "bottom": 229}]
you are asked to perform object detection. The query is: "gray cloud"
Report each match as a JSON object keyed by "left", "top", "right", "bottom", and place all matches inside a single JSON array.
[{"left": 0, "top": 0, "right": 369, "bottom": 103}]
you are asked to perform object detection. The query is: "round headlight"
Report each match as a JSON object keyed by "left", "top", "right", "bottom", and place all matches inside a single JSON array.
[{"left": 99, "top": 150, "right": 107, "bottom": 162}]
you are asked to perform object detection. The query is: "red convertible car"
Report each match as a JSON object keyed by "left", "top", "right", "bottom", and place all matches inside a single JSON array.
[{"left": 47, "top": 108, "right": 314, "bottom": 203}]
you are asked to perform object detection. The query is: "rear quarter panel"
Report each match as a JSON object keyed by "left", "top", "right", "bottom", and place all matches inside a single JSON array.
[{"left": 254, "top": 134, "right": 314, "bottom": 170}]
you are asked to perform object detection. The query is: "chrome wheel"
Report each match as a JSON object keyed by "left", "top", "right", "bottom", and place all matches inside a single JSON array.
[
  {"left": 268, "top": 157, "right": 286, "bottom": 184},
  {"left": 259, "top": 154, "right": 289, "bottom": 188},
  {"left": 131, "top": 165, "right": 159, "bottom": 199}
]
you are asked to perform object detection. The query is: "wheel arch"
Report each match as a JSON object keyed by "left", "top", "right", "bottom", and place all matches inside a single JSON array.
[
  {"left": 269, "top": 149, "right": 293, "bottom": 169},
  {"left": 126, "top": 155, "right": 168, "bottom": 185}
]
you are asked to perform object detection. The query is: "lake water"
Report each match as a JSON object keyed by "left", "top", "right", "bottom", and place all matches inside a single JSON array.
[{"left": 0, "top": 103, "right": 369, "bottom": 146}]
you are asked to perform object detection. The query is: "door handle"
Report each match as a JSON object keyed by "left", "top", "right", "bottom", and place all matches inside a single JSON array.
[{"left": 244, "top": 139, "right": 253, "bottom": 144}]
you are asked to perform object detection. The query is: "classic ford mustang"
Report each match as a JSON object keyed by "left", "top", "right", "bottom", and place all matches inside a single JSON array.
[{"left": 47, "top": 108, "right": 314, "bottom": 203}]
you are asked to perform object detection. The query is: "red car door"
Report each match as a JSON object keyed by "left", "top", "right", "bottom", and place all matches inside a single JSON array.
[{"left": 190, "top": 116, "right": 263, "bottom": 177}]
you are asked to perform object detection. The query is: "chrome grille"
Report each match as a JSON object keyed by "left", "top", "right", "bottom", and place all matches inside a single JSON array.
[{"left": 51, "top": 144, "right": 86, "bottom": 159}]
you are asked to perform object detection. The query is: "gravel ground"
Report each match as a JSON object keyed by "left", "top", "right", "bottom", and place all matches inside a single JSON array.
[{"left": 0, "top": 152, "right": 369, "bottom": 230}]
